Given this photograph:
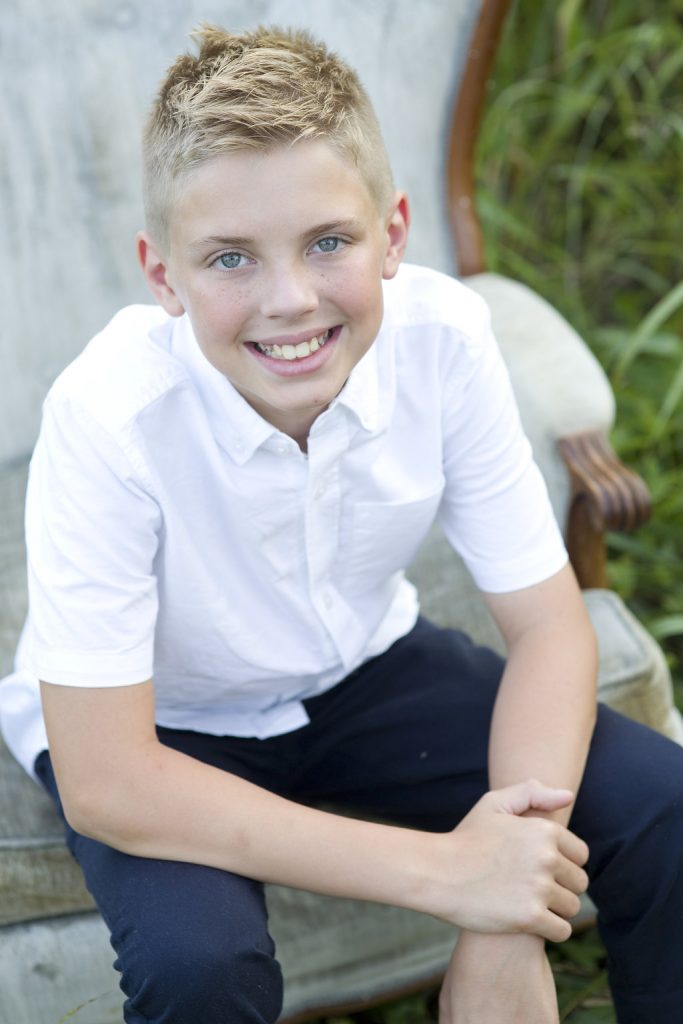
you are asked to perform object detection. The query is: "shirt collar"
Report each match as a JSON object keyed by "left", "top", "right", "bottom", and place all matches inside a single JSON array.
[
  {"left": 329, "top": 336, "right": 381, "bottom": 433},
  {"left": 171, "top": 315, "right": 279, "bottom": 465},
  {"left": 327, "top": 307, "right": 398, "bottom": 438}
]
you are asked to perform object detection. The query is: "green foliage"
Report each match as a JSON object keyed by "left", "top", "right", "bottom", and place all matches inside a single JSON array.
[
  {"left": 550, "top": 927, "right": 614, "bottom": 1021},
  {"left": 478, "top": 0, "right": 683, "bottom": 699},
  {"left": 316, "top": 2, "right": 682, "bottom": 1021}
]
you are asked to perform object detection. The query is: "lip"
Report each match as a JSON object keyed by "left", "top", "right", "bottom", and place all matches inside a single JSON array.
[{"left": 245, "top": 325, "right": 341, "bottom": 377}]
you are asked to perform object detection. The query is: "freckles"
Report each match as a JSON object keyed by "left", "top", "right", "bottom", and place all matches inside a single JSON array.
[{"left": 231, "top": 285, "right": 254, "bottom": 317}]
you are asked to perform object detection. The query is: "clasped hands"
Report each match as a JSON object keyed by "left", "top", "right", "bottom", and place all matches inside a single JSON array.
[
  {"left": 425, "top": 780, "right": 589, "bottom": 1024},
  {"left": 424, "top": 778, "right": 588, "bottom": 940}
]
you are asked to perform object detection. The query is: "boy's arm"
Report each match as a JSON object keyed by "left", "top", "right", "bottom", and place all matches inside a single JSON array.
[
  {"left": 40, "top": 675, "right": 588, "bottom": 939},
  {"left": 441, "top": 561, "right": 598, "bottom": 1023},
  {"left": 486, "top": 563, "right": 598, "bottom": 801}
]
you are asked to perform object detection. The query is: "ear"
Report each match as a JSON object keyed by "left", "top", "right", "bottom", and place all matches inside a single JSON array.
[
  {"left": 136, "top": 231, "right": 186, "bottom": 317},
  {"left": 381, "top": 191, "right": 410, "bottom": 280}
]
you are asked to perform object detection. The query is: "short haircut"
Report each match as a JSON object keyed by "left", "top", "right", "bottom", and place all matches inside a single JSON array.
[{"left": 142, "top": 24, "right": 395, "bottom": 249}]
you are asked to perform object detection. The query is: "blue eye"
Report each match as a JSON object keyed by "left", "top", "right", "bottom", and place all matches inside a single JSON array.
[
  {"left": 312, "top": 236, "right": 343, "bottom": 254},
  {"left": 216, "top": 252, "right": 246, "bottom": 270}
]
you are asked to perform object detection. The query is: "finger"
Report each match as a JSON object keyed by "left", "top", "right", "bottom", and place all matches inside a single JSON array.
[
  {"left": 492, "top": 779, "right": 574, "bottom": 817},
  {"left": 557, "top": 828, "right": 590, "bottom": 867},
  {"left": 547, "top": 882, "right": 582, "bottom": 922},
  {"left": 555, "top": 855, "right": 589, "bottom": 896},
  {"left": 525, "top": 786, "right": 575, "bottom": 813},
  {"left": 531, "top": 907, "right": 573, "bottom": 944}
]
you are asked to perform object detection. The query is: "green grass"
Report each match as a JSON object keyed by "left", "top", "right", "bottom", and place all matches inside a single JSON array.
[{"left": 314, "top": 1, "right": 682, "bottom": 1020}]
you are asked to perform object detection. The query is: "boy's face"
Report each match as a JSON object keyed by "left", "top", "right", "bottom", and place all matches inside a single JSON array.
[{"left": 138, "top": 141, "right": 408, "bottom": 446}]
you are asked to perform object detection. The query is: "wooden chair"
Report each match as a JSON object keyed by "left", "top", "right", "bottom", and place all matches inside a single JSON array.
[{"left": 0, "top": 3, "right": 678, "bottom": 1022}]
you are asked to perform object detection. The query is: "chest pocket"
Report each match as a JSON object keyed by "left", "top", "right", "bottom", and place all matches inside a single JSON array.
[{"left": 343, "top": 489, "right": 443, "bottom": 590}]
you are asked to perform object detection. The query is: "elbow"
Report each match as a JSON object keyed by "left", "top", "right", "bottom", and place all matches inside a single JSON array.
[
  {"left": 60, "top": 787, "right": 114, "bottom": 843},
  {"left": 59, "top": 780, "right": 138, "bottom": 850}
]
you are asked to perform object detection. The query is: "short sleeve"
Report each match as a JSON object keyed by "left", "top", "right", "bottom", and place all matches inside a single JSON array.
[
  {"left": 438, "top": 305, "right": 568, "bottom": 593},
  {"left": 23, "top": 393, "right": 161, "bottom": 685}
]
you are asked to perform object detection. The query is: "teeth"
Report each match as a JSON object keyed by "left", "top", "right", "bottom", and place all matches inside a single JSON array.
[{"left": 255, "top": 329, "right": 332, "bottom": 360}]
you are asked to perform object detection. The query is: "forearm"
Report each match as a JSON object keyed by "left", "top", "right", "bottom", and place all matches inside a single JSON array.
[
  {"left": 450, "top": 614, "right": 597, "bottom": 1020},
  {"left": 43, "top": 676, "right": 588, "bottom": 942},
  {"left": 456, "top": 570, "right": 599, "bottom": 964},
  {"left": 71, "top": 739, "right": 435, "bottom": 913},
  {"left": 41, "top": 676, "right": 435, "bottom": 915},
  {"left": 488, "top": 618, "right": 598, "bottom": 825},
  {"left": 486, "top": 567, "right": 598, "bottom": 825},
  {"left": 74, "top": 746, "right": 586, "bottom": 943}
]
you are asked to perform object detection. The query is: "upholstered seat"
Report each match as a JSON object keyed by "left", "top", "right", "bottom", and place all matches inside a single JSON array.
[{"left": 1, "top": 2, "right": 680, "bottom": 1022}]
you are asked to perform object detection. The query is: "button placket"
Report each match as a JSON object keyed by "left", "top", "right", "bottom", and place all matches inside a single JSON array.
[{"left": 305, "top": 422, "right": 346, "bottom": 630}]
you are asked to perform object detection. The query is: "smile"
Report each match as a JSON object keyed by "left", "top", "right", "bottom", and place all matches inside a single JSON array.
[{"left": 253, "top": 328, "right": 334, "bottom": 361}]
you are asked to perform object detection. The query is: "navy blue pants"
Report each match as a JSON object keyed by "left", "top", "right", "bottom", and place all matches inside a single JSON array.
[{"left": 36, "top": 619, "right": 683, "bottom": 1023}]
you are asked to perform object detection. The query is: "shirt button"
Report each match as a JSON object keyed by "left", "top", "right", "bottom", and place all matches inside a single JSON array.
[{"left": 322, "top": 591, "right": 334, "bottom": 610}]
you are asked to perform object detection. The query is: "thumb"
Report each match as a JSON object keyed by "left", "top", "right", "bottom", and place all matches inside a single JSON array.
[{"left": 491, "top": 778, "right": 574, "bottom": 816}]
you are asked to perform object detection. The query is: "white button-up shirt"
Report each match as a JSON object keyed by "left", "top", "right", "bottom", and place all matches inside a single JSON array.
[{"left": 0, "top": 264, "right": 567, "bottom": 776}]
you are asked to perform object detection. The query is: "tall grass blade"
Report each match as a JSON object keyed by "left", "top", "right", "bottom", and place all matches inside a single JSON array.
[{"left": 615, "top": 281, "right": 683, "bottom": 375}]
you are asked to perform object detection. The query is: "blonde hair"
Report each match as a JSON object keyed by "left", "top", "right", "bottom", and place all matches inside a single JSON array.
[{"left": 142, "top": 24, "right": 394, "bottom": 248}]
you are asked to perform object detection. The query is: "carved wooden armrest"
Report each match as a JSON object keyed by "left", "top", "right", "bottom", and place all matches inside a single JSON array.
[{"left": 557, "top": 430, "right": 651, "bottom": 589}]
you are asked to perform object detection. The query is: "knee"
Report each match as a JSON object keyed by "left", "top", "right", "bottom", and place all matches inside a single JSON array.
[
  {"left": 577, "top": 707, "right": 683, "bottom": 896},
  {"left": 121, "top": 919, "right": 283, "bottom": 1023}
]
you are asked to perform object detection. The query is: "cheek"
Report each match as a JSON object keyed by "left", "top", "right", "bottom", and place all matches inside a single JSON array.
[
  {"left": 335, "top": 265, "right": 383, "bottom": 318},
  {"left": 194, "top": 287, "right": 249, "bottom": 336}
]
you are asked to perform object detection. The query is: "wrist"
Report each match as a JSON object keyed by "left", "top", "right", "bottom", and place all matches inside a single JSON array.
[
  {"left": 386, "top": 827, "right": 451, "bottom": 919},
  {"left": 458, "top": 929, "right": 546, "bottom": 956},
  {"left": 400, "top": 828, "right": 472, "bottom": 924}
]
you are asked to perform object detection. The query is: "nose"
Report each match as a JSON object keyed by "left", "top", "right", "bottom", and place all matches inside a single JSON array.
[{"left": 260, "top": 261, "right": 319, "bottom": 320}]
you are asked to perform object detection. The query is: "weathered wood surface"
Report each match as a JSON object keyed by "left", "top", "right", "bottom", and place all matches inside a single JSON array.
[{"left": 0, "top": 0, "right": 480, "bottom": 465}]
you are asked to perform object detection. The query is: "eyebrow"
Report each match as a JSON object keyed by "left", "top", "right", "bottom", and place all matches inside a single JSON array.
[
  {"left": 189, "top": 234, "right": 251, "bottom": 252},
  {"left": 188, "top": 219, "right": 366, "bottom": 253},
  {"left": 304, "top": 218, "right": 365, "bottom": 237}
]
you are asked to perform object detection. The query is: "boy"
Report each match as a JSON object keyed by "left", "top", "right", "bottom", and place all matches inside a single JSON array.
[{"left": 1, "top": 23, "right": 682, "bottom": 1024}]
